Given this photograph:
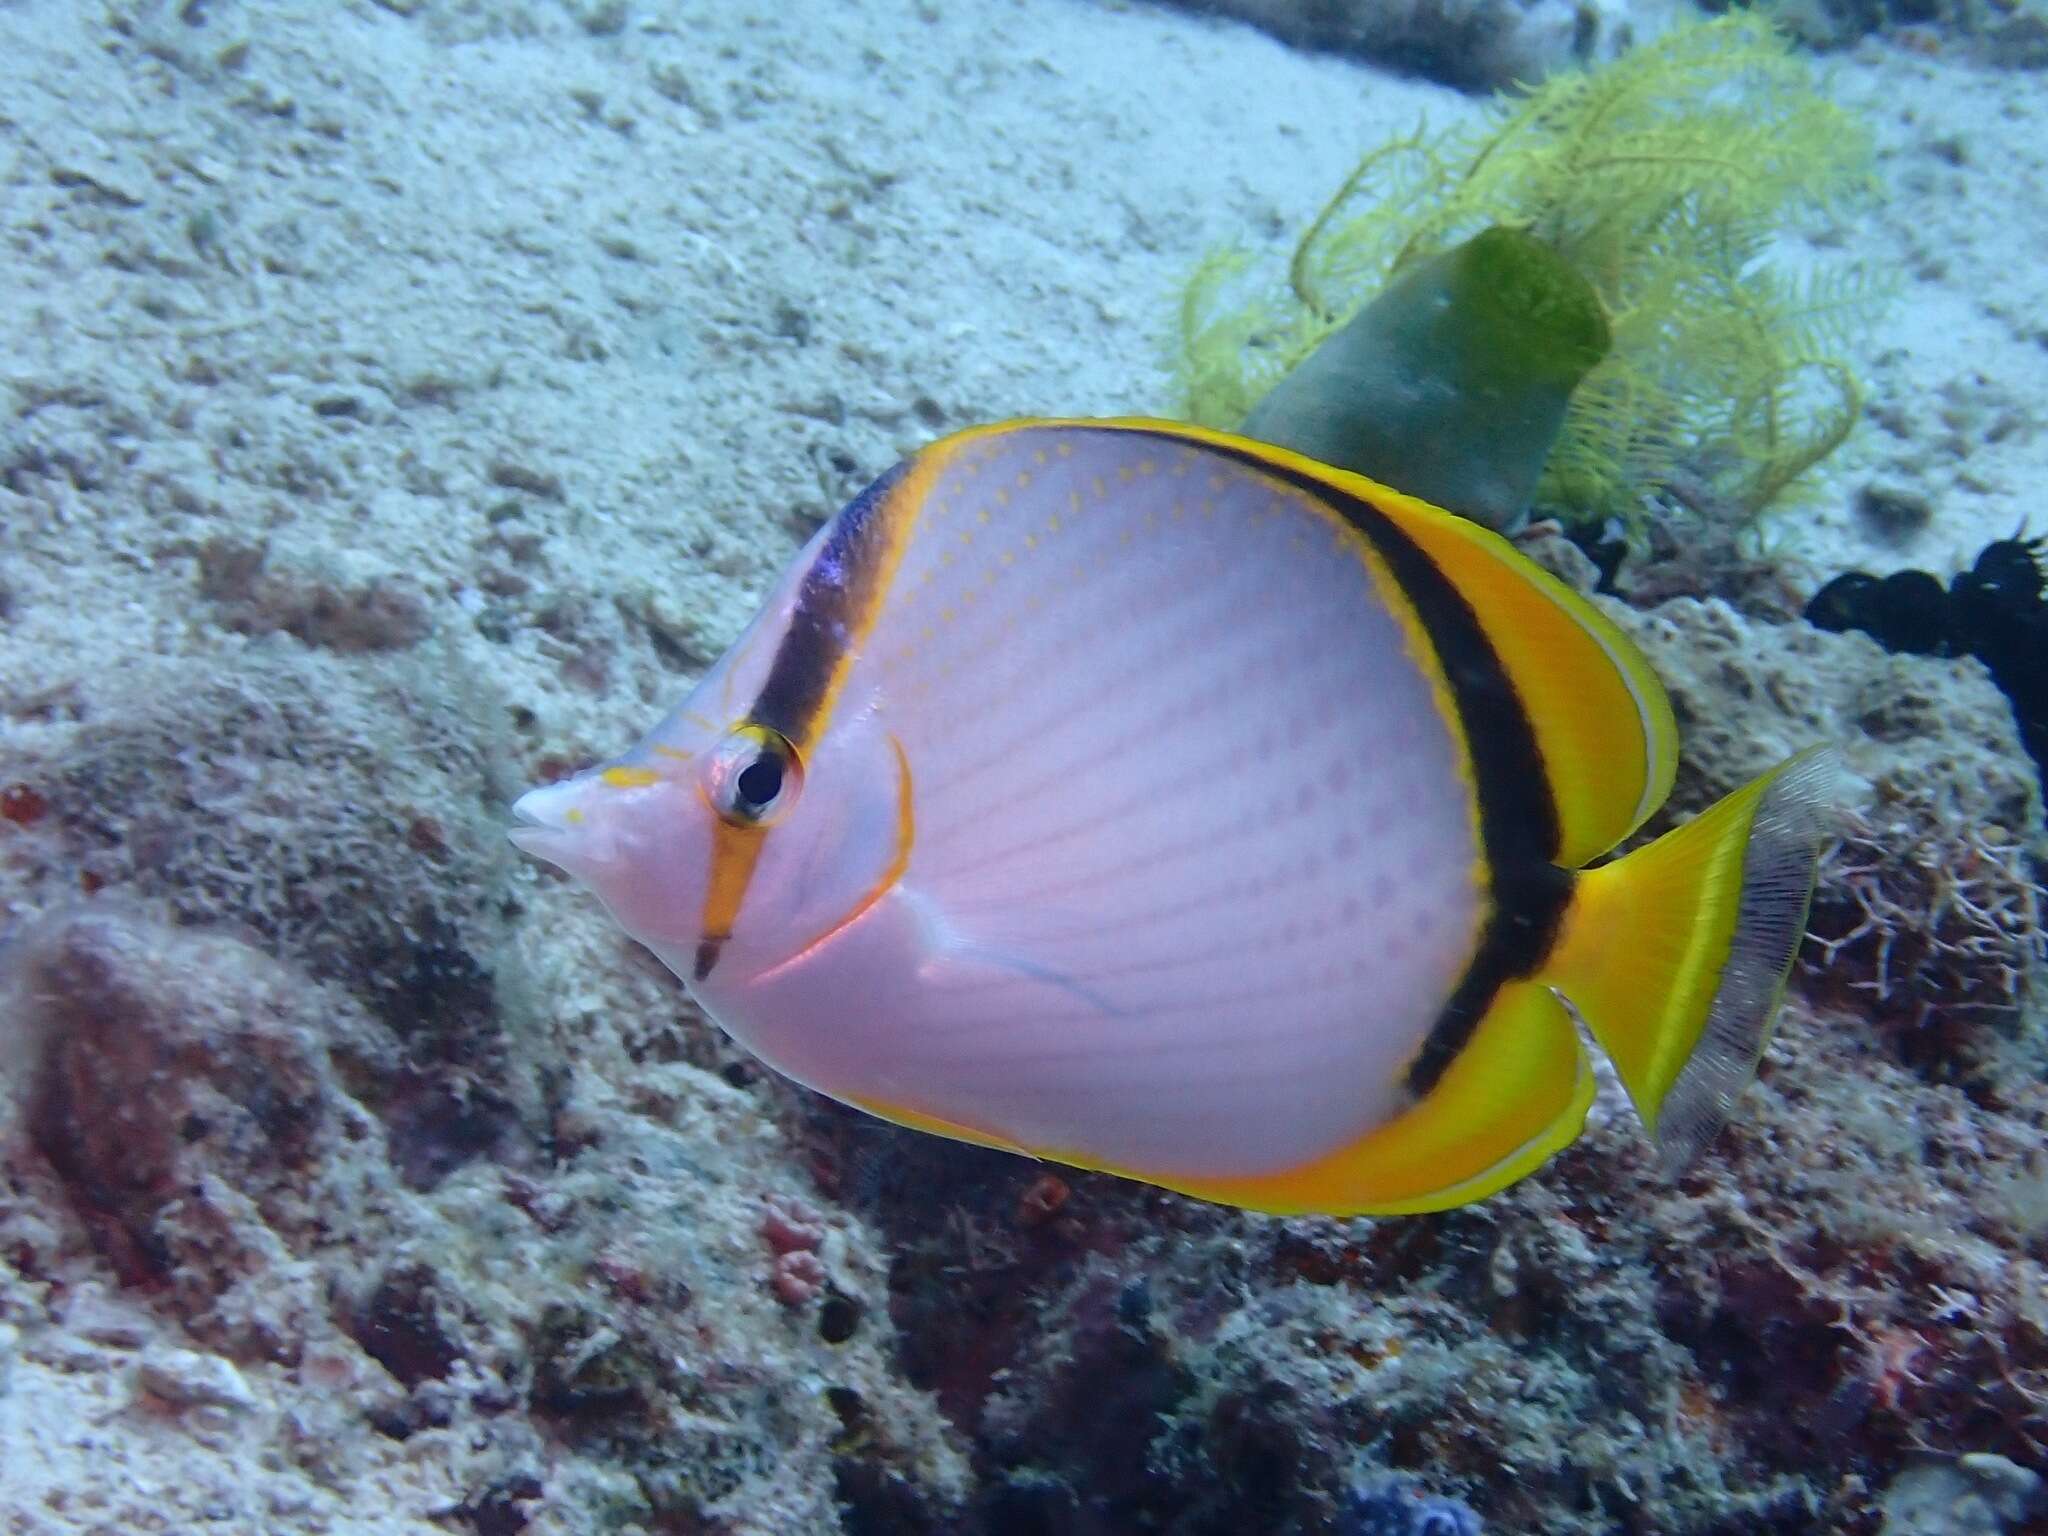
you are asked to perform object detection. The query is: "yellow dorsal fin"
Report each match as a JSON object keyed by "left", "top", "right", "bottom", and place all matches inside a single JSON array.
[{"left": 1068, "top": 418, "right": 1680, "bottom": 868}]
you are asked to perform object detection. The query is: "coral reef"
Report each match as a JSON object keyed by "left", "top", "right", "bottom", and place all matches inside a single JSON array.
[
  {"left": 1877, "top": 1452, "right": 2043, "bottom": 1534},
  {"left": 1, "top": 0, "right": 2044, "bottom": 1532},
  {"left": 1179, "top": 15, "right": 1882, "bottom": 534},
  {"left": 1157, "top": 0, "right": 1653, "bottom": 92},
  {"left": 0, "top": 903, "right": 969, "bottom": 1534},
  {"left": 1775, "top": 0, "right": 2048, "bottom": 67},
  {"left": 0, "top": 646, "right": 532, "bottom": 1190},
  {"left": 1338, "top": 1479, "right": 1483, "bottom": 1535}
]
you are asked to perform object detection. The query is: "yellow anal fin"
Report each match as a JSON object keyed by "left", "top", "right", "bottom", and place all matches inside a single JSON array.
[
  {"left": 846, "top": 1091, "right": 1035, "bottom": 1158},
  {"left": 1162, "top": 980, "right": 1596, "bottom": 1216},
  {"left": 1542, "top": 748, "right": 1836, "bottom": 1171}
]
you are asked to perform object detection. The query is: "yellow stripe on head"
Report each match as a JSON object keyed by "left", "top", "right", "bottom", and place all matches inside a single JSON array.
[{"left": 695, "top": 815, "right": 768, "bottom": 980}]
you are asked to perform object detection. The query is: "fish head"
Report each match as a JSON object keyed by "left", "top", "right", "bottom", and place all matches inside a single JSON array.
[{"left": 509, "top": 676, "right": 909, "bottom": 1000}]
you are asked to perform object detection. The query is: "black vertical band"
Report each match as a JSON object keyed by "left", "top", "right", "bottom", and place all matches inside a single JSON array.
[
  {"left": 1123, "top": 428, "right": 1574, "bottom": 1096},
  {"left": 749, "top": 459, "right": 911, "bottom": 748}
]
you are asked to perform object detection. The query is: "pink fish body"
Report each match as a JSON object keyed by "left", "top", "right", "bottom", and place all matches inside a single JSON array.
[{"left": 513, "top": 420, "right": 1829, "bottom": 1213}]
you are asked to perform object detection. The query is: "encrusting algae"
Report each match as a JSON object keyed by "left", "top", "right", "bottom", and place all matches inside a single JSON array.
[{"left": 1177, "top": 13, "right": 1886, "bottom": 536}]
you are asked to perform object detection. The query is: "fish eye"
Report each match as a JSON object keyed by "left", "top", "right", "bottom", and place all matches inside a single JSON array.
[
  {"left": 736, "top": 754, "right": 783, "bottom": 808},
  {"left": 705, "top": 724, "right": 802, "bottom": 826}
]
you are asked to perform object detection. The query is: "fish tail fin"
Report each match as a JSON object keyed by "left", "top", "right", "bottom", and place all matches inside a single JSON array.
[{"left": 1541, "top": 748, "right": 1838, "bottom": 1172}]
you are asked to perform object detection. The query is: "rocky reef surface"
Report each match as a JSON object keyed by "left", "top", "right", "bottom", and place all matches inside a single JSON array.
[{"left": 2, "top": 3, "right": 2045, "bottom": 1534}]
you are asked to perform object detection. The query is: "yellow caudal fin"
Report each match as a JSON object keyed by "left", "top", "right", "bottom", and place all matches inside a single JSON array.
[{"left": 1540, "top": 748, "right": 1839, "bottom": 1172}]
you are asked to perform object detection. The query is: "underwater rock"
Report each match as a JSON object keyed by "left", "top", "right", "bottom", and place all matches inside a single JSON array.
[
  {"left": 1338, "top": 1477, "right": 1483, "bottom": 1536},
  {"left": 1616, "top": 595, "right": 2039, "bottom": 831},
  {"left": 1165, "top": 0, "right": 1650, "bottom": 90},
  {"left": 0, "top": 904, "right": 971, "bottom": 1532},
  {"left": 4, "top": 645, "right": 537, "bottom": 1189},
  {"left": 133, "top": 1345, "right": 259, "bottom": 1413},
  {"left": 1878, "top": 1452, "right": 2045, "bottom": 1535},
  {"left": 195, "top": 537, "right": 434, "bottom": 654},
  {"left": 1773, "top": 0, "right": 2048, "bottom": 64},
  {"left": 0, "top": 908, "right": 417, "bottom": 1362},
  {"left": 1619, "top": 595, "right": 2044, "bottom": 1078}
]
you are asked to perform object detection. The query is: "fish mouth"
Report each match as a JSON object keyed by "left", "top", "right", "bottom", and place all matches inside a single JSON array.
[{"left": 508, "top": 782, "right": 598, "bottom": 870}]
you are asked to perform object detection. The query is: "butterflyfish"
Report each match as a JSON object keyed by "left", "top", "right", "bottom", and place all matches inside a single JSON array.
[{"left": 511, "top": 419, "right": 1832, "bottom": 1214}]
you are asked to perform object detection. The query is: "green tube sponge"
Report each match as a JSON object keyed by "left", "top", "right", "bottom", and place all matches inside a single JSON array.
[
  {"left": 1178, "top": 13, "right": 1883, "bottom": 536},
  {"left": 1241, "top": 225, "right": 1608, "bottom": 528}
]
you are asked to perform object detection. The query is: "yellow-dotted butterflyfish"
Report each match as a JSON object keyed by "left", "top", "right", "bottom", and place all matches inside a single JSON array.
[{"left": 511, "top": 419, "right": 1832, "bottom": 1214}]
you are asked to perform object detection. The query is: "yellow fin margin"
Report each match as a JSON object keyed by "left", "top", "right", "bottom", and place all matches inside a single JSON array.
[
  {"left": 849, "top": 983, "right": 1594, "bottom": 1216},
  {"left": 1173, "top": 981, "right": 1595, "bottom": 1215},
  {"left": 1355, "top": 492, "right": 1679, "bottom": 865}
]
